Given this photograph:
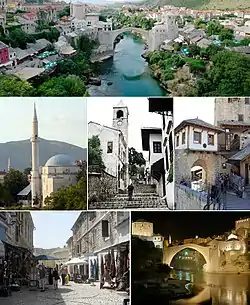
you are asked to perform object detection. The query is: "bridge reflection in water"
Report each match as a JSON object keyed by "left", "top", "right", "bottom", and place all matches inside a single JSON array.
[{"left": 170, "top": 270, "right": 250, "bottom": 305}]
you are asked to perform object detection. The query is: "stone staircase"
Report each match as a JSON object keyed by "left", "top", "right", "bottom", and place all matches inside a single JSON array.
[{"left": 88, "top": 184, "right": 169, "bottom": 209}]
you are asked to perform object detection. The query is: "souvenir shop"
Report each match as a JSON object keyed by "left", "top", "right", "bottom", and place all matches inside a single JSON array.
[{"left": 0, "top": 240, "right": 35, "bottom": 296}]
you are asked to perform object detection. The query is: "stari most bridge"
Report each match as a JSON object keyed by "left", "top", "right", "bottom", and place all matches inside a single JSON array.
[
  {"left": 98, "top": 27, "right": 151, "bottom": 50},
  {"left": 163, "top": 243, "right": 219, "bottom": 273}
]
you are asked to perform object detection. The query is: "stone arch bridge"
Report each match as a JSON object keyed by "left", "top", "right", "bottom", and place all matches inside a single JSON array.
[
  {"left": 163, "top": 243, "right": 220, "bottom": 273},
  {"left": 98, "top": 27, "right": 151, "bottom": 51}
]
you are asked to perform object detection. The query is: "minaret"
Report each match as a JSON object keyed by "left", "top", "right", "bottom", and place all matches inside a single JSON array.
[
  {"left": 169, "top": 234, "right": 172, "bottom": 245},
  {"left": 31, "top": 103, "right": 41, "bottom": 205},
  {"left": 7, "top": 158, "right": 11, "bottom": 172}
]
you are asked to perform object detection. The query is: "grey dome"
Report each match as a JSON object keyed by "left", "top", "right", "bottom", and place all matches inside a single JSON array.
[{"left": 45, "top": 154, "right": 75, "bottom": 167}]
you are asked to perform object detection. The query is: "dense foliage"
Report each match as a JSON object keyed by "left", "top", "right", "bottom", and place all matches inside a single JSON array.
[
  {"left": 115, "top": 13, "right": 156, "bottom": 30},
  {"left": 129, "top": 147, "right": 146, "bottom": 178},
  {"left": 88, "top": 136, "right": 105, "bottom": 169}
]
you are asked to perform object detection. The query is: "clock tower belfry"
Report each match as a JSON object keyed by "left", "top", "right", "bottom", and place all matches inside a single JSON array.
[{"left": 112, "top": 100, "right": 129, "bottom": 144}]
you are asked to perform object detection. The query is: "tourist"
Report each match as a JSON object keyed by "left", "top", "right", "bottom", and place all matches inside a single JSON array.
[
  {"left": 48, "top": 268, "right": 53, "bottom": 285},
  {"left": 52, "top": 268, "right": 60, "bottom": 290},
  {"left": 128, "top": 184, "right": 134, "bottom": 201},
  {"left": 38, "top": 265, "right": 46, "bottom": 292},
  {"left": 60, "top": 267, "right": 67, "bottom": 285}
]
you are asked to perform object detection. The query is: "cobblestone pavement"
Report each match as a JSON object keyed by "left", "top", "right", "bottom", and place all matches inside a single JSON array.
[{"left": 0, "top": 282, "right": 128, "bottom": 305}]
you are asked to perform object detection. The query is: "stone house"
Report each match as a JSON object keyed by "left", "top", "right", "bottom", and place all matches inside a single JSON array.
[{"left": 70, "top": 211, "right": 130, "bottom": 280}]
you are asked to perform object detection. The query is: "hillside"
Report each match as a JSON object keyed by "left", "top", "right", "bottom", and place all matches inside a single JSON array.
[
  {"left": 139, "top": 0, "right": 250, "bottom": 10},
  {"left": 0, "top": 138, "right": 87, "bottom": 171}
]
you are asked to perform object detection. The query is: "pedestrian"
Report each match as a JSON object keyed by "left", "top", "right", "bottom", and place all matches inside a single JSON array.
[
  {"left": 61, "top": 267, "right": 67, "bottom": 286},
  {"left": 38, "top": 265, "right": 46, "bottom": 292},
  {"left": 48, "top": 268, "right": 53, "bottom": 285},
  {"left": 128, "top": 183, "right": 134, "bottom": 201},
  {"left": 52, "top": 268, "right": 60, "bottom": 290}
]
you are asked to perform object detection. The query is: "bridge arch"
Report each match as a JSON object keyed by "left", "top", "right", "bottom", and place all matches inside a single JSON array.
[
  {"left": 111, "top": 27, "right": 150, "bottom": 49},
  {"left": 163, "top": 244, "right": 211, "bottom": 271}
]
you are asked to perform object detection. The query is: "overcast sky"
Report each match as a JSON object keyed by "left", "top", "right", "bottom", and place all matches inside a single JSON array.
[
  {"left": 0, "top": 98, "right": 87, "bottom": 148},
  {"left": 174, "top": 97, "right": 215, "bottom": 128},
  {"left": 87, "top": 97, "right": 163, "bottom": 156}
]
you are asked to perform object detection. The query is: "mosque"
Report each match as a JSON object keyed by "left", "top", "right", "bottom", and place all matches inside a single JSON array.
[{"left": 18, "top": 104, "right": 79, "bottom": 207}]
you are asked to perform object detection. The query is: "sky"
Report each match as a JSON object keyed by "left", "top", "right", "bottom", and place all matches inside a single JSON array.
[
  {"left": 31, "top": 212, "right": 80, "bottom": 248},
  {"left": 132, "top": 211, "right": 250, "bottom": 241},
  {"left": 174, "top": 97, "right": 215, "bottom": 128},
  {"left": 87, "top": 97, "right": 163, "bottom": 157},
  {"left": 0, "top": 98, "right": 87, "bottom": 148}
]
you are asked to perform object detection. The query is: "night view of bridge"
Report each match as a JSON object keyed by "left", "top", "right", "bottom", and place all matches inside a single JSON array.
[{"left": 131, "top": 211, "right": 250, "bottom": 305}]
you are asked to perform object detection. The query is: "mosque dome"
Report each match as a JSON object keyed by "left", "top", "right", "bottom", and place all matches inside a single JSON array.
[{"left": 45, "top": 154, "right": 76, "bottom": 167}]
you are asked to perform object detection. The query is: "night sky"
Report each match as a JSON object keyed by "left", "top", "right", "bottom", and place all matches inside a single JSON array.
[{"left": 131, "top": 212, "right": 250, "bottom": 241}]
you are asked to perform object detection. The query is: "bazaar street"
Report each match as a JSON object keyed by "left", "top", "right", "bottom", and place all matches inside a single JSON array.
[{"left": 0, "top": 282, "right": 128, "bottom": 305}]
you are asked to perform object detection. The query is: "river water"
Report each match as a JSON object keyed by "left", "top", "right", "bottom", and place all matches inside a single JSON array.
[
  {"left": 88, "top": 34, "right": 166, "bottom": 97},
  {"left": 171, "top": 269, "right": 250, "bottom": 304}
]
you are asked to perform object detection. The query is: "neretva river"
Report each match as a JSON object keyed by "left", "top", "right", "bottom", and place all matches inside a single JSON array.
[
  {"left": 88, "top": 34, "right": 166, "bottom": 97},
  {"left": 171, "top": 269, "right": 250, "bottom": 304}
]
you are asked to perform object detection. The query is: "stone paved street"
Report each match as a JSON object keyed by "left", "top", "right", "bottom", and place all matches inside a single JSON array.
[{"left": 0, "top": 282, "right": 128, "bottom": 305}]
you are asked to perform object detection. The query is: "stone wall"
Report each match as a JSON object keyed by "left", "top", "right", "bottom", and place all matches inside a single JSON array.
[
  {"left": 175, "top": 149, "right": 228, "bottom": 184},
  {"left": 214, "top": 97, "right": 250, "bottom": 125},
  {"left": 88, "top": 171, "right": 117, "bottom": 203},
  {"left": 175, "top": 184, "right": 207, "bottom": 210}
]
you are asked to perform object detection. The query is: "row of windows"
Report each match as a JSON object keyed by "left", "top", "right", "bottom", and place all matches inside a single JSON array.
[{"left": 176, "top": 131, "right": 214, "bottom": 146}]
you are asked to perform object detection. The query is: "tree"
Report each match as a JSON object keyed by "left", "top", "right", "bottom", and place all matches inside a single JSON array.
[
  {"left": 129, "top": 147, "right": 146, "bottom": 177},
  {"left": 3, "top": 169, "right": 29, "bottom": 203},
  {"left": 0, "top": 75, "right": 34, "bottom": 96},
  {"left": 188, "top": 44, "right": 201, "bottom": 57},
  {"left": 37, "top": 75, "right": 87, "bottom": 96},
  {"left": 44, "top": 176, "right": 87, "bottom": 210},
  {"left": 88, "top": 136, "right": 105, "bottom": 169},
  {"left": 218, "top": 28, "right": 234, "bottom": 41},
  {"left": 23, "top": 167, "right": 32, "bottom": 177}
]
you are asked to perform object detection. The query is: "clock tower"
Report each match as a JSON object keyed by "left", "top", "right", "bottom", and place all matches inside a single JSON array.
[{"left": 112, "top": 100, "right": 129, "bottom": 144}]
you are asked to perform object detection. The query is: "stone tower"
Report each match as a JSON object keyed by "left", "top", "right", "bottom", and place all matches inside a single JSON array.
[
  {"left": 31, "top": 103, "right": 41, "bottom": 205},
  {"left": 112, "top": 100, "right": 129, "bottom": 187}
]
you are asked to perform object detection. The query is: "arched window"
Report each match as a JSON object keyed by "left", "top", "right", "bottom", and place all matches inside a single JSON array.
[{"left": 117, "top": 110, "right": 124, "bottom": 119}]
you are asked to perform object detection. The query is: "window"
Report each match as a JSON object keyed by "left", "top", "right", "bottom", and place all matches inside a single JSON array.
[
  {"left": 245, "top": 98, "right": 250, "bottom": 104},
  {"left": 153, "top": 141, "right": 162, "bottom": 153},
  {"left": 101, "top": 220, "right": 109, "bottom": 238},
  {"left": 238, "top": 114, "right": 244, "bottom": 121},
  {"left": 107, "top": 141, "right": 113, "bottom": 153},
  {"left": 176, "top": 135, "right": 179, "bottom": 147},
  {"left": 182, "top": 131, "right": 186, "bottom": 144},
  {"left": 208, "top": 134, "right": 214, "bottom": 145},
  {"left": 193, "top": 131, "right": 202, "bottom": 144}
]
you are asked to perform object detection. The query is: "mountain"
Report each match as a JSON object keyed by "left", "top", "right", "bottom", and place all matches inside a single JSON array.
[
  {"left": 0, "top": 138, "right": 87, "bottom": 171},
  {"left": 139, "top": 0, "right": 250, "bottom": 10}
]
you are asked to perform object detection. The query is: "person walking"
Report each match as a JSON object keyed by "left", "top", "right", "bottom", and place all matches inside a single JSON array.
[
  {"left": 128, "top": 183, "right": 134, "bottom": 201},
  {"left": 52, "top": 268, "right": 60, "bottom": 290},
  {"left": 61, "top": 267, "right": 67, "bottom": 286},
  {"left": 38, "top": 265, "right": 46, "bottom": 292},
  {"left": 48, "top": 268, "right": 53, "bottom": 286}
]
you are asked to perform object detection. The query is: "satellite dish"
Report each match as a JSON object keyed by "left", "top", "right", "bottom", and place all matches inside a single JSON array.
[{"left": 203, "top": 143, "right": 207, "bottom": 148}]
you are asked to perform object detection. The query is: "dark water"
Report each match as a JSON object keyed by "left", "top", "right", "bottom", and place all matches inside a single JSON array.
[
  {"left": 171, "top": 269, "right": 250, "bottom": 304},
  {"left": 88, "top": 34, "right": 166, "bottom": 97}
]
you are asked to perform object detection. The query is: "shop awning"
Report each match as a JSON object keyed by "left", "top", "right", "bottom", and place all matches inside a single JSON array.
[{"left": 64, "top": 257, "right": 88, "bottom": 265}]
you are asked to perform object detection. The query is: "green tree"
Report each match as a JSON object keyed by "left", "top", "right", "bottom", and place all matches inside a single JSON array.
[
  {"left": 129, "top": 147, "right": 146, "bottom": 177},
  {"left": 3, "top": 169, "right": 29, "bottom": 203},
  {"left": 23, "top": 167, "right": 32, "bottom": 177},
  {"left": 206, "top": 20, "right": 223, "bottom": 36},
  {"left": 44, "top": 176, "right": 87, "bottom": 210},
  {"left": 58, "top": 6, "right": 70, "bottom": 19},
  {"left": 37, "top": 75, "right": 87, "bottom": 96},
  {"left": 88, "top": 136, "right": 105, "bottom": 168},
  {"left": 0, "top": 75, "right": 34, "bottom": 96},
  {"left": 188, "top": 44, "right": 201, "bottom": 57},
  {"left": 218, "top": 28, "right": 234, "bottom": 41}
]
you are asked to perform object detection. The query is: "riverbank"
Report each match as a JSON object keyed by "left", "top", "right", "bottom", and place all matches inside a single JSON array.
[{"left": 90, "top": 50, "right": 114, "bottom": 63}]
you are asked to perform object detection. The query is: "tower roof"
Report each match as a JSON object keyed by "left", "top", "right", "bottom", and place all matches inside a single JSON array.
[
  {"left": 113, "top": 100, "right": 128, "bottom": 109},
  {"left": 33, "top": 103, "right": 38, "bottom": 121}
]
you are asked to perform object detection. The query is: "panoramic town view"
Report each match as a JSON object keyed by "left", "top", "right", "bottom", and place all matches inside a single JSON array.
[
  {"left": 0, "top": 211, "right": 130, "bottom": 304},
  {"left": 0, "top": 98, "right": 87, "bottom": 210},
  {"left": 88, "top": 97, "right": 174, "bottom": 210},
  {"left": 131, "top": 211, "right": 250, "bottom": 305},
  {"left": 174, "top": 97, "right": 250, "bottom": 210},
  {"left": 0, "top": 1, "right": 249, "bottom": 96}
]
